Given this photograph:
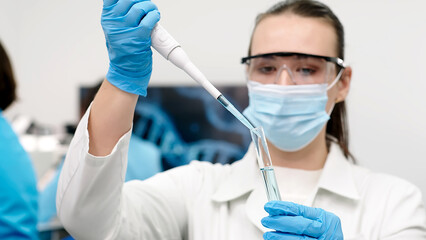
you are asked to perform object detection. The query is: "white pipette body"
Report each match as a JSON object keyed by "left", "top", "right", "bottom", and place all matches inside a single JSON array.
[
  {"left": 151, "top": 24, "right": 255, "bottom": 130},
  {"left": 151, "top": 24, "right": 221, "bottom": 99}
]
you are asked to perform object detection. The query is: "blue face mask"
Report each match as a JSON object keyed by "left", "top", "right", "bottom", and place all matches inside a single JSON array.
[{"left": 243, "top": 81, "right": 331, "bottom": 152}]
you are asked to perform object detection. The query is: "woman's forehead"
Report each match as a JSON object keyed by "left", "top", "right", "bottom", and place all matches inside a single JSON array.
[{"left": 250, "top": 14, "right": 338, "bottom": 57}]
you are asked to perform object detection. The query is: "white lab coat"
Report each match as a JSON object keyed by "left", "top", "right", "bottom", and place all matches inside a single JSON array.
[{"left": 57, "top": 107, "right": 426, "bottom": 240}]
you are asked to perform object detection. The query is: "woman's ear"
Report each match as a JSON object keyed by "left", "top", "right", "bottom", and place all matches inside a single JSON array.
[{"left": 336, "top": 66, "right": 352, "bottom": 102}]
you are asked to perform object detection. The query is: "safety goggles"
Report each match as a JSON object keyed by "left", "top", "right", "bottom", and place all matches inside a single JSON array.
[{"left": 241, "top": 52, "right": 346, "bottom": 86}]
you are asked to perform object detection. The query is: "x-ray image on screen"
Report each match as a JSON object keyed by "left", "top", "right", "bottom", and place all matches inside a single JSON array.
[
  {"left": 132, "top": 85, "right": 251, "bottom": 170},
  {"left": 80, "top": 83, "right": 251, "bottom": 171}
]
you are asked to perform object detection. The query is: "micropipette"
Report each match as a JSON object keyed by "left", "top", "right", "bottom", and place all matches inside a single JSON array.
[
  {"left": 151, "top": 24, "right": 254, "bottom": 131},
  {"left": 151, "top": 25, "right": 280, "bottom": 201}
]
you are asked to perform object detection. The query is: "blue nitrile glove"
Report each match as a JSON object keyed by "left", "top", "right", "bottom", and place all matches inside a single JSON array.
[
  {"left": 101, "top": 0, "right": 161, "bottom": 96},
  {"left": 262, "top": 201, "right": 343, "bottom": 240}
]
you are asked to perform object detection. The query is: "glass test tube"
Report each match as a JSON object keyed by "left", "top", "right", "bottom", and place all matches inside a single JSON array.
[{"left": 250, "top": 126, "right": 282, "bottom": 201}]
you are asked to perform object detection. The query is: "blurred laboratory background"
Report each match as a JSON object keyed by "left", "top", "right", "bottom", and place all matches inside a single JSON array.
[{"left": 1, "top": 0, "right": 426, "bottom": 238}]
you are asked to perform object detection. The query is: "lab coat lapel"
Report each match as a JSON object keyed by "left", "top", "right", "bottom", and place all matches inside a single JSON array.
[
  {"left": 245, "top": 182, "right": 270, "bottom": 233},
  {"left": 315, "top": 143, "right": 360, "bottom": 201},
  {"left": 211, "top": 144, "right": 269, "bottom": 233},
  {"left": 211, "top": 144, "right": 259, "bottom": 202}
]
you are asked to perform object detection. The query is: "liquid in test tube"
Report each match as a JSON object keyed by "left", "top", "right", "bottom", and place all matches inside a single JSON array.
[{"left": 250, "top": 126, "right": 281, "bottom": 201}]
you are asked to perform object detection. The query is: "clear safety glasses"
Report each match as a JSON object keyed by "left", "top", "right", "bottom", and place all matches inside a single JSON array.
[{"left": 241, "top": 52, "right": 346, "bottom": 86}]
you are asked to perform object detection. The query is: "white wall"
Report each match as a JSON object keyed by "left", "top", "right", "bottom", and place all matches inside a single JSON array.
[{"left": 1, "top": 0, "right": 425, "bottom": 205}]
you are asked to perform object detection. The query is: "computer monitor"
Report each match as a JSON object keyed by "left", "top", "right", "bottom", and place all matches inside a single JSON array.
[{"left": 80, "top": 84, "right": 251, "bottom": 169}]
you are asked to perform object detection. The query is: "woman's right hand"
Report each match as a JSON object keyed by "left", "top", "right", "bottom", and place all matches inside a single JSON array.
[
  {"left": 101, "top": 0, "right": 161, "bottom": 96},
  {"left": 87, "top": 0, "right": 160, "bottom": 156}
]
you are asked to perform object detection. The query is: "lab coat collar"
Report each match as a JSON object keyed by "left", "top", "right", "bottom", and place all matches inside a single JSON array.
[
  {"left": 316, "top": 143, "right": 361, "bottom": 201},
  {"left": 211, "top": 142, "right": 360, "bottom": 202},
  {"left": 211, "top": 142, "right": 361, "bottom": 233}
]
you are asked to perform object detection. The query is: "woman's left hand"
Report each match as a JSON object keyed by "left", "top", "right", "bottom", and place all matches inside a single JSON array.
[{"left": 262, "top": 201, "right": 343, "bottom": 240}]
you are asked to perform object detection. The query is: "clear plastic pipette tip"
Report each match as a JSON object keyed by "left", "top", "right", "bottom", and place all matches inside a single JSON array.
[{"left": 217, "top": 95, "right": 254, "bottom": 130}]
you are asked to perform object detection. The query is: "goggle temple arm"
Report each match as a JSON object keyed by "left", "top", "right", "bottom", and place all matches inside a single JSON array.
[{"left": 327, "top": 67, "right": 345, "bottom": 90}]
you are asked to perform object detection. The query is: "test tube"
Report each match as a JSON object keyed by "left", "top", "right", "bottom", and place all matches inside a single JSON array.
[{"left": 250, "top": 126, "right": 282, "bottom": 201}]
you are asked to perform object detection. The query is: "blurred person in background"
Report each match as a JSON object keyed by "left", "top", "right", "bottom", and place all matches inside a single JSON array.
[{"left": 0, "top": 40, "right": 38, "bottom": 239}]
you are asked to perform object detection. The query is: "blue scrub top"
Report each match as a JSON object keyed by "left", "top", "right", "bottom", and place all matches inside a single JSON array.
[{"left": 0, "top": 110, "right": 38, "bottom": 239}]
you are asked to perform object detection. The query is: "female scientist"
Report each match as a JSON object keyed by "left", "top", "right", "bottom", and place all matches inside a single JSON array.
[
  {"left": 0, "top": 41, "right": 38, "bottom": 239},
  {"left": 57, "top": 0, "right": 426, "bottom": 239}
]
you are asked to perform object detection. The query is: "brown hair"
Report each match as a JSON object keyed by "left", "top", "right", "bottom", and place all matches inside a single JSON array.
[
  {"left": 248, "top": 0, "right": 354, "bottom": 161},
  {"left": 0, "top": 41, "right": 17, "bottom": 111}
]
